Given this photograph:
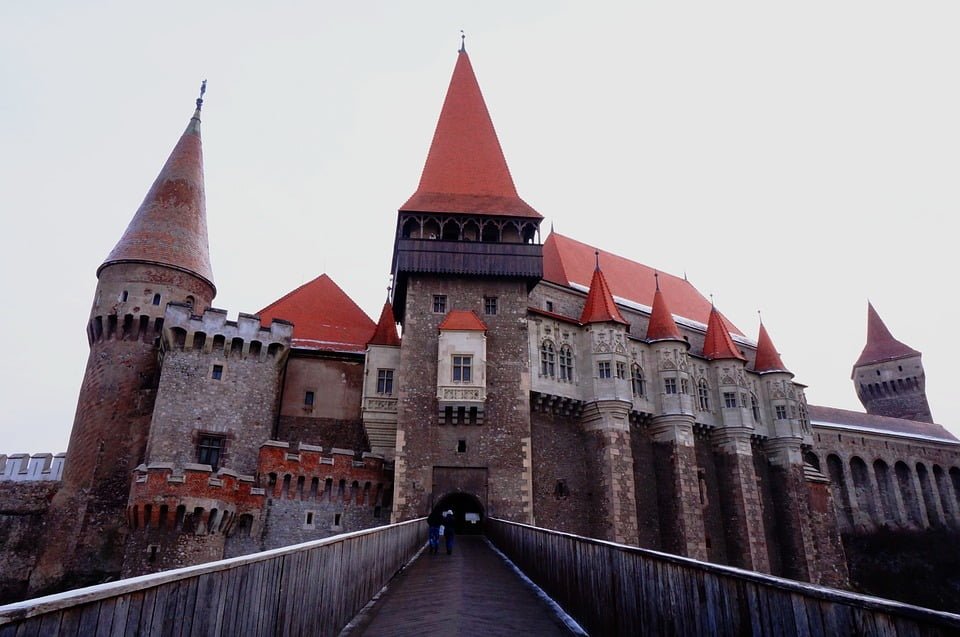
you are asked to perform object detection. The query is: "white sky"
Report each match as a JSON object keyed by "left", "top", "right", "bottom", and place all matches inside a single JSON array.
[{"left": 2, "top": 2, "right": 958, "bottom": 454}]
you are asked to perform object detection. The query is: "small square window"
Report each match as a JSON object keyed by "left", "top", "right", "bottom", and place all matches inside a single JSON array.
[
  {"left": 545, "top": 300, "right": 554, "bottom": 312},
  {"left": 484, "top": 296, "right": 498, "bottom": 315},
  {"left": 457, "top": 439, "right": 467, "bottom": 453},
  {"left": 377, "top": 369, "right": 394, "bottom": 395},
  {"left": 775, "top": 405, "right": 788, "bottom": 420},
  {"left": 304, "top": 391, "right": 315, "bottom": 406},
  {"left": 724, "top": 392, "right": 738, "bottom": 408},
  {"left": 152, "top": 293, "right": 161, "bottom": 306},
  {"left": 211, "top": 364, "right": 223, "bottom": 380},
  {"left": 334, "top": 513, "right": 342, "bottom": 527},
  {"left": 665, "top": 378, "right": 677, "bottom": 394},
  {"left": 433, "top": 295, "right": 447, "bottom": 313},
  {"left": 452, "top": 355, "right": 472, "bottom": 382},
  {"left": 120, "top": 290, "right": 128, "bottom": 302},
  {"left": 598, "top": 361, "right": 611, "bottom": 379},
  {"left": 305, "top": 511, "right": 314, "bottom": 525},
  {"left": 197, "top": 435, "right": 225, "bottom": 471},
  {"left": 615, "top": 362, "right": 626, "bottom": 379}
]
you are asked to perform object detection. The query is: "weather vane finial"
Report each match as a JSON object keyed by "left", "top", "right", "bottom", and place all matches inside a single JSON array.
[
  {"left": 654, "top": 271, "right": 660, "bottom": 291},
  {"left": 460, "top": 30, "right": 466, "bottom": 53},
  {"left": 595, "top": 250, "right": 600, "bottom": 270},
  {"left": 196, "top": 79, "right": 207, "bottom": 111},
  {"left": 757, "top": 309, "right": 763, "bottom": 325}
]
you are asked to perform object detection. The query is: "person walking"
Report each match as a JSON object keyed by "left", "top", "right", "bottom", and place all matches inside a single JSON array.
[
  {"left": 442, "top": 509, "right": 456, "bottom": 555},
  {"left": 427, "top": 508, "right": 443, "bottom": 555}
]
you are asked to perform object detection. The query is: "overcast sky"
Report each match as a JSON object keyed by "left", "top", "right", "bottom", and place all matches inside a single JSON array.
[{"left": 2, "top": 1, "right": 958, "bottom": 454}]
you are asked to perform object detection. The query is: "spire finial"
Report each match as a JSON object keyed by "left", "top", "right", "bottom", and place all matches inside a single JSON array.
[
  {"left": 594, "top": 250, "right": 600, "bottom": 270},
  {"left": 196, "top": 79, "right": 207, "bottom": 111},
  {"left": 654, "top": 271, "right": 660, "bottom": 291},
  {"left": 757, "top": 309, "right": 763, "bottom": 325},
  {"left": 710, "top": 293, "right": 715, "bottom": 307},
  {"left": 386, "top": 284, "right": 393, "bottom": 302},
  {"left": 460, "top": 30, "right": 466, "bottom": 53}
]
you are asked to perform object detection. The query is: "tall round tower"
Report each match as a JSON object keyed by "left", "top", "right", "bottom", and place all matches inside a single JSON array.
[
  {"left": 852, "top": 302, "right": 932, "bottom": 423},
  {"left": 30, "top": 88, "right": 216, "bottom": 595}
]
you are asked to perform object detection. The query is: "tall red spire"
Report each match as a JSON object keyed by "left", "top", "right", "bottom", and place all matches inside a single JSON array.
[
  {"left": 854, "top": 302, "right": 920, "bottom": 367},
  {"left": 702, "top": 305, "right": 746, "bottom": 361},
  {"left": 753, "top": 322, "right": 790, "bottom": 373},
  {"left": 645, "top": 275, "right": 682, "bottom": 341},
  {"left": 580, "top": 259, "right": 628, "bottom": 326},
  {"left": 99, "top": 92, "right": 215, "bottom": 290},
  {"left": 400, "top": 48, "right": 541, "bottom": 219},
  {"left": 369, "top": 300, "right": 401, "bottom": 347}
]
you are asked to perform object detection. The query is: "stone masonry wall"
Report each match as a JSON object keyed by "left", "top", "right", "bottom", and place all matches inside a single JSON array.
[
  {"left": 530, "top": 410, "right": 596, "bottom": 537},
  {"left": 0, "top": 481, "right": 58, "bottom": 604}
]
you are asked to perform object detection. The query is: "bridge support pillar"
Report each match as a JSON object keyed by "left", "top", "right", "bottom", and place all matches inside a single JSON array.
[
  {"left": 712, "top": 428, "right": 769, "bottom": 573},
  {"left": 582, "top": 401, "right": 639, "bottom": 546}
]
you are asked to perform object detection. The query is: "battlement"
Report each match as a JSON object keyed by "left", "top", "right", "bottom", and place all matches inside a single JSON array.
[
  {"left": 161, "top": 303, "right": 293, "bottom": 360},
  {"left": 0, "top": 452, "right": 65, "bottom": 482},
  {"left": 257, "top": 441, "right": 391, "bottom": 507}
]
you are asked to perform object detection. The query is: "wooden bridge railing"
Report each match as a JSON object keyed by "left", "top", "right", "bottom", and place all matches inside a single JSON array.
[
  {"left": 486, "top": 518, "right": 960, "bottom": 636},
  {"left": 0, "top": 518, "right": 426, "bottom": 637}
]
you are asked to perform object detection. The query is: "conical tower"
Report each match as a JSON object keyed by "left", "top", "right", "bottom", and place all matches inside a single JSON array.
[
  {"left": 390, "top": 41, "right": 543, "bottom": 526},
  {"left": 852, "top": 302, "right": 932, "bottom": 423},
  {"left": 31, "top": 86, "right": 217, "bottom": 595}
]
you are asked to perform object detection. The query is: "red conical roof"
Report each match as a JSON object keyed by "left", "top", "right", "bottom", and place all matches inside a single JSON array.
[
  {"left": 369, "top": 301, "right": 401, "bottom": 346},
  {"left": 580, "top": 265, "right": 628, "bottom": 325},
  {"left": 259, "top": 274, "right": 375, "bottom": 352},
  {"left": 439, "top": 310, "right": 487, "bottom": 331},
  {"left": 753, "top": 323, "right": 790, "bottom": 374},
  {"left": 400, "top": 49, "right": 541, "bottom": 219},
  {"left": 703, "top": 306, "right": 746, "bottom": 361},
  {"left": 646, "top": 284, "right": 682, "bottom": 341},
  {"left": 99, "top": 105, "right": 215, "bottom": 290},
  {"left": 854, "top": 302, "right": 920, "bottom": 367}
]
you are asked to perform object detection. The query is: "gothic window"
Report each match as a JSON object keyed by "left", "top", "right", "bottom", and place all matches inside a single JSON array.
[
  {"left": 697, "top": 379, "right": 710, "bottom": 411},
  {"left": 616, "top": 361, "right": 626, "bottom": 380},
  {"left": 631, "top": 364, "right": 645, "bottom": 397},
  {"left": 559, "top": 345, "right": 574, "bottom": 382},
  {"left": 197, "top": 435, "right": 225, "bottom": 471},
  {"left": 484, "top": 296, "right": 498, "bottom": 315},
  {"left": 152, "top": 293, "right": 161, "bottom": 306},
  {"left": 540, "top": 340, "right": 556, "bottom": 378},
  {"left": 433, "top": 295, "right": 447, "bottom": 313},
  {"left": 664, "top": 377, "right": 678, "bottom": 394},
  {"left": 211, "top": 364, "right": 223, "bottom": 381},
  {"left": 452, "top": 355, "right": 472, "bottom": 382},
  {"left": 775, "top": 404, "right": 788, "bottom": 420},
  {"left": 377, "top": 369, "right": 394, "bottom": 395},
  {"left": 751, "top": 394, "right": 761, "bottom": 422},
  {"left": 723, "top": 392, "right": 737, "bottom": 408},
  {"left": 598, "top": 361, "right": 612, "bottom": 379}
]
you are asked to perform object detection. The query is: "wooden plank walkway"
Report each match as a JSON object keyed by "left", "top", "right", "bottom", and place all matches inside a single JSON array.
[{"left": 341, "top": 536, "right": 581, "bottom": 636}]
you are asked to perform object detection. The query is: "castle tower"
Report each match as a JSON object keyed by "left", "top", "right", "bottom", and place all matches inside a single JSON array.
[
  {"left": 390, "top": 42, "right": 543, "bottom": 524},
  {"left": 645, "top": 279, "right": 707, "bottom": 558},
  {"left": 362, "top": 298, "right": 402, "bottom": 459},
  {"left": 31, "top": 89, "right": 217, "bottom": 594},
  {"left": 578, "top": 261, "right": 639, "bottom": 544},
  {"left": 852, "top": 302, "right": 932, "bottom": 423}
]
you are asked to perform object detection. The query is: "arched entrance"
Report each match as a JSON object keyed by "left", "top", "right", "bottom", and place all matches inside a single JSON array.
[{"left": 432, "top": 492, "right": 484, "bottom": 535}]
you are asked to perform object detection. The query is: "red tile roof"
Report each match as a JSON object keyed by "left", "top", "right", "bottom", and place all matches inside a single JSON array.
[
  {"left": 369, "top": 301, "right": 401, "bottom": 347},
  {"left": 258, "top": 274, "right": 375, "bottom": 352},
  {"left": 753, "top": 323, "right": 790, "bottom": 374},
  {"left": 438, "top": 310, "right": 487, "bottom": 331},
  {"left": 645, "top": 285, "right": 682, "bottom": 341},
  {"left": 400, "top": 50, "right": 541, "bottom": 219},
  {"left": 854, "top": 302, "right": 920, "bottom": 368},
  {"left": 808, "top": 405, "right": 958, "bottom": 443},
  {"left": 99, "top": 107, "right": 215, "bottom": 291},
  {"left": 543, "top": 233, "right": 743, "bottom": 336},
  {"left": 580, "top": 266, "right": 628, "bottom": 325},
  {"left": 703, "top": 306, "right": 747, "bottom": 361}
]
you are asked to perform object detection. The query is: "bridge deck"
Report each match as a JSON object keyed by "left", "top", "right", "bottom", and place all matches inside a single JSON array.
[{"left": 341, "top": 535, "right": 580, "bottom": 636}]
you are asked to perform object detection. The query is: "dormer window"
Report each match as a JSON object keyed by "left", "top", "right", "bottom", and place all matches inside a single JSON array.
[{"left": 452, "top": 355, "right": 472, "bottom": 382}]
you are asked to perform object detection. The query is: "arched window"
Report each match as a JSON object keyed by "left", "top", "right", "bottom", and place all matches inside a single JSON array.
[
  {"left": 631, "top": 364, "right": 645, "bottom": 397},
  {"left": 559, "top": 345, "right": 574, "bottom": 381},
  {"left": 697, "top": 378, "right": 710, "bottom": 411},
  {"left": 540, "top": 340, "right": 556, "bottom": 378}
]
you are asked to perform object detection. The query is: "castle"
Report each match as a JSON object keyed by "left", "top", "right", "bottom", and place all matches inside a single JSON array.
[{"left": 2, "top": 44, "right": 959, "bottom": 611}]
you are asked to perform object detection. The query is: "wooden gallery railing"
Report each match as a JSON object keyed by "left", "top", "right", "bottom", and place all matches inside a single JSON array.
[
  {"left": 486, "top": 518, "right": 960, "bottom": 636},
  {"left": 0, "top": 518, "right": 426, "bottom": 637}
]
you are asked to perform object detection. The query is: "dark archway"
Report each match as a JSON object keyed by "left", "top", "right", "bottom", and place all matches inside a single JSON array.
[{"left": 433, "top": 492, "right": 484, "bottom": 535}]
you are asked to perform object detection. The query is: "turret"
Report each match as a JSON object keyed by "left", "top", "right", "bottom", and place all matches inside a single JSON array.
[
  {"left": 703, "top": 305, "right": 750, "bottom": 429},
  {"left": 362, "top": 298, "right": 402, "bottom": 459},
  {"left": 852, "top": 302, "right": 932, "bottom": 423},
  {"left": 31, "top": 85, "right": 217, "bottom": 595},
  {"left": 644, "top": 275, "right": 693, "bottom": 416}
]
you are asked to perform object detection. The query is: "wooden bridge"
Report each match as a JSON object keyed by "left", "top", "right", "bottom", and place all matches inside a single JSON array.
[{"left": 3, "top": 518, "right": 960, "bottom": 636}]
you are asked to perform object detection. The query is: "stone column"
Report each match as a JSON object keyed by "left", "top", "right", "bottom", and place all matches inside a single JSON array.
[
  {"left": 582, "top": 401, "right": 639, "bottom": 546},
  {"left": 648, "top": 414, "right": 707, "bottom": 560},
  {"left": 764, "top": 438, "right": 814, "bottom": 581},
  {"left": 712, "top": 428, "right": 769, "bottom": 573}
]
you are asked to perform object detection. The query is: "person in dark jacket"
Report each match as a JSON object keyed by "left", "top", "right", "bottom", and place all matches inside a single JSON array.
[
  {"left": 427, "top": 508, "right": 443, "bottom": 555},
  {"left": 442, "top": 509, "right": 456, "bottom": 555}
]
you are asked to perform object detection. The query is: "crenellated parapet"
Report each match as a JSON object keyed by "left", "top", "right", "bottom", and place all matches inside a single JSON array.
[
  {"left": 161, "top": 303, "right": 293, "bottom": 362},
  {"left": 0, "top": 453, "right": 66, "bottom": 482}
]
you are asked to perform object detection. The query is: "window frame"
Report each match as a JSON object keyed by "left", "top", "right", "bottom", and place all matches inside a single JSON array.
[
  {"left": 452, "top": 354, "right": 472, "bottom": 383},
  {"left": 197, "top": 434, "right": 225, "bottom": 471},
  {"left": 484, "top": 296, "right": 498, "bottom": 315},
  {"left": 597, "top": 360, "right": 612, "bottom": 379},
  {"left": 376, "top": 368, "right": 394, "bottom": 395},
  {"left": 433, "top": 295, "right": 447, "bottom": 313},
  {"left": 540, "top": 340, "right": 556, "bottom": 378}
]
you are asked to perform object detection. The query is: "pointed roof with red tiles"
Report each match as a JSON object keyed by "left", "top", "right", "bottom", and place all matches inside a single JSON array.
[
  {"left": 369, "top": 301, "right": 401, "bottom": 347},
  {"left": 259, "top": 274, "right": 376, "bottom": 352},
  {"left": 645, "top": 276, "right": 683, "bottom": 341},
  {"left": 99, "top": 96, "right": 215, "bottom": 291},
  {"left": 854, "top": 302, "right": 920, "bottom": 367},
  {"left": 703, "top": 305, "right": 747, "bottom": 361},
  {"left": 544, "top": 233, "right": 744, "bottom": 336},
  {"left": 753, "top": 322, "right": 791, "bottom": 374},
  {"left": 439, "top": 310, "right": 487, "bottom": 331},
  {"left": 579, "top": 258, "right": 628, "bottom": 326},
  {"left": 400, "top": 46, "right": 541, "bottom": 219}
]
